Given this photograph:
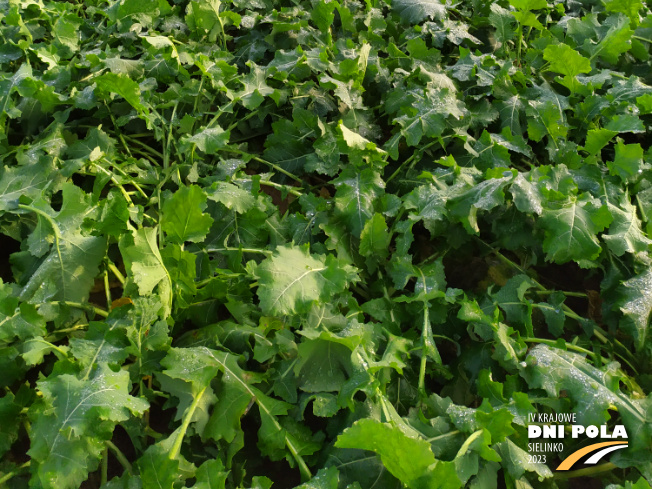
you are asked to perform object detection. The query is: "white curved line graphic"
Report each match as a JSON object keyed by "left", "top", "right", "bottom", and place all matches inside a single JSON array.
[{"left": 584, "top": 444, "right": 628, "bottom": 464}]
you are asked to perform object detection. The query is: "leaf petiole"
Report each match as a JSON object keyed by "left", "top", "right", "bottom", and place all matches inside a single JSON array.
[
  {"left": 0, "top": 461, "right": 31, "bottom": 486},
  {"left": 169, "top": 386, "right": 207, "bottom": 460}
]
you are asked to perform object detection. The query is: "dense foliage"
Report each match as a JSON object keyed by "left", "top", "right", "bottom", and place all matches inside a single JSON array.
[{"left": 1, "top": 0, "right": 652, "bottom": 486}]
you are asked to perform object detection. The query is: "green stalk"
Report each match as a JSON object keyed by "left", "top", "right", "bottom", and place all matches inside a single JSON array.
[
  {"left": 106, "top": 440, "right": 133, "bottom": 475},
  {"left": 28, "top": 338, "right": 68, "bottom": 358},
  {"left": 455, "top": 430, "right": 483, "bottom": 458},
  {"left": 169, "top": 387, "right": 207, "bottom": 460},
  {"left": 203, "top": 247, "right": 272, "bottom": 256},
  {"left": 522, "top": 337, "right": 605, "bottom": 363},
  {"left": 517, "top": 24, "right": 523, "bottom": 66},
  {"left": 104, "top": 102, "right": 132, "bottom": 157},
  {"left": 104, "top": 267, "right": 112, "bottom": 311},
  {"left": 108, "top": 163, "right": 150, "bottom": 200},
  {"left": 258, "top": 179, "right": 303, "bottom": 197},
  {"left": 164, "top": 103, "right": 178, "bottom": 170},
  {"left": 252, "top": 156, "right": 303, "bottom": 184},
  {"left": 0, "top": 461, "right": 31, "bottom": 485},
  {"left": 418, "top": 303, "right": 429, "bottom": 397},
  {"left": 121, "top": 135, "right": 164, "bottom": 159},
  {"left": 425, "top": 430, "right": 460, "bottom": 443},
  {"left": 108, "top": 262, "right": 126, "bottom": 285},
  {"left": 57, "top": 301, "right": 109, "bottom": 318},
  {"left": 92, "top": 162, "right": 134, "bottom": 206},
  {"left": 101, "top": 447, "right": 108, "bottom": 486},
  {"left": 18, "top": 204, "right": 61, "bottom": 241}
]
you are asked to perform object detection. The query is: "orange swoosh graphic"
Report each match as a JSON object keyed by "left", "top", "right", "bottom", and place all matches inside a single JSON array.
[{"left": 556, "top": 441, "right": 628, "bottom": 470}]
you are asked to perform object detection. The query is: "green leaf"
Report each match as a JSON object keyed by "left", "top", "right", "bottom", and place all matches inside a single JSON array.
[
  {"left": 404, "top": 184, "right": 448, "bottom": 232},
  {"left": 233, "top": 62, "right": 277, "bottom": 109},
  {"left": 119, "top": 227, "right": 172, "bottom": 315},
  {"left": 69, "top": 320, "right": 130, "bottom": 373},
  {"left": 94, "top": 73, "right": 148, "bottom": 113},
  {"left": 295, "top": 466, "right": 339, "bottom": 489},
  {"left": 359, "top": 213, "right": 391, "bottom": 271},
  {"left": 181, "top": 126, "right": 230, "bottom": 154},
  {"left": 393, "top": 89, "right": 464, "bottom": 149},
  {"left": 54, "top": 14, "right": 83, "bottom": 55},
  {"left": 255, "top": 244, "right": 358, "bottom": 316},
  {"left": 489, "top": 5, "right": 516, "bottom": 46},
  {"left": 603, "top": 194, "right": 652, "bottom": 256},
  {"left": 618, "top": 269, "right": 652, "bottom": 350},
  {"left": 134, "top": 435, "right": 187, "bottom": 489},
  {"left": 203, "top": 378, "right": 251, "bottom": 446},
  {"left": 509, "top": 0, "right": 547, "bottom": 10},
  {"left": 584, "top": 128, "right": 618, "bottom": 156},
  {"left": 161, "top": 185, "right": 214, "bottom": 244},
  {"left": 522, "top": 345, "right": 650, "bottom": 444},
  {"left": 543, "top": 44, "right": 592, "bottom": 77},
  {"left": 116, "top": 0, "right": 159, "bottom": 24},
  {"left": 608, "top": 139, "right": 645, "bottom": 181},
  {"left": 510, "top": 173, "right": 543, "bottom": 215},
  {"left": 295, "top": 338, "right": 354, "bottom": 392},
  {"left": 392, "top": 0, "right": 446, "bottom": 24},
  {"left": 605, "top": 114, "right": 646, "bottom": 133},
  {"left": 578, "top": 14, "right": 634, "bottom": 64},
  {"left": 207, "top": 182, "right": 256, "bottom": 214},
  {"left": 0, "top": 392, "right": 21, "bottom": 458},
  {"left": 604, "top": 0, "right": 644, "bottom": 23},
  {"left": 539, "top": 194, "right": 610, "bottom": 265},
  {"left": 495, "top": 438, "right": 552, "bottom": 480},
  {"left": 189, "top": 459, "right": 229, "bottom": 489},
  {"left": 28, "top": 366, "right": 148, "bottom": 489},
  {"left": 449, "top": 173, "right": 513, "bottom": 233},
  {"left": 17, "top": 184, "right": 107, "bottom": 304},
  {"left": 333, "top": 168, "right": 385, "bottom": 237},
  {"left": 0, "top": 280, "right": 46, "bottom": 342},
  {"left": 0, "top": 157, "right": 54, "bottom": 212},
  {"left": 335, "top": 419, "right": 461, "bottom": 489}
]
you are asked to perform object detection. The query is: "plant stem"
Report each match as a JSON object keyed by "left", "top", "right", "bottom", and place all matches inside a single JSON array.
[
  {"left": 252, "top": 156, "right": 303, "bottom": 184},
  {"left": 534, "top": 290, "right": 587, "bottom": 298},
  {"left": 633, "top": 35, "right": 652, "bottom": 44},
  {"left": 258, "top": 179, "right": 303, "bottom": 197},
  {"left": 122, "top": 135, "right": 164, "bottom": 159},
  {"left": 108, "top": 262, "right": 126, "bottom": 285},
  {"left": 18, "top": 204, "right": 61, "bottom": 240},
  {"left": 522, "top": 337, "right": 605, "bottom": 363},
  {"left": 0, "top": 461, "right": 30, "bottom": 485},
  {"left": 164, "top": 103, "right": 178, "bottom": 170},
  {"left": 57, "top": 301, "right": 109, "bottom": 318},
  {"left": 106, "top": 440, "right": 133, "bottom": 475},
  {"left": 104, "top": 267, "right": 112, "bottom": 311},
  {"left": 169, "top": 387, "right": 207, "bottom": 460},
  {"left": 92, "top": 162, "right": 134, "bottom": 206},
  {"left": 105, "top": 102, "right": 132, "bottom": 157},
  {"left": 45, "top": 323, "right": 89, "bottom": 341},
  {"left": 227, "top": 149, "right": 303, "bottom": 184},
  {"left": 285, "top": 434, "right": 313, "bottom": 482},
  {"left": 203, "top": 247, "right": 272, "bottom": 256},
  {"left": 425, "top": 430, "right": 460, "bottom": 442},
  {"left": 418, "top": 303, "right": 429, "bottom": 397},
  {"left": 102, "top": 447, "right": 108, "bottom": 485}
]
